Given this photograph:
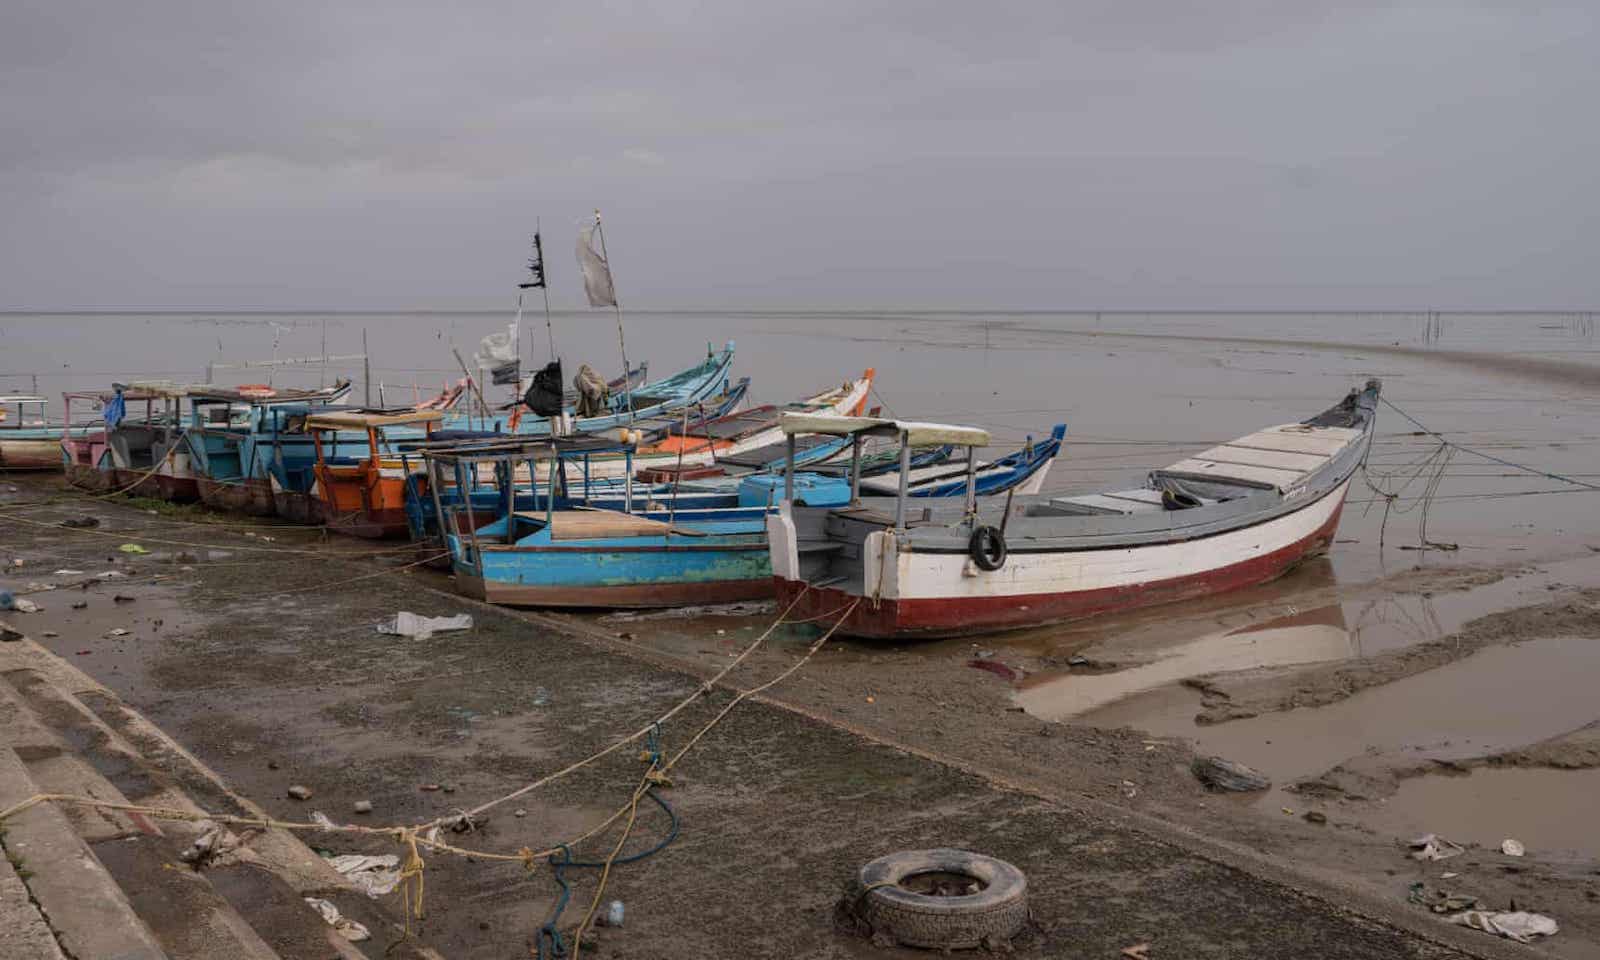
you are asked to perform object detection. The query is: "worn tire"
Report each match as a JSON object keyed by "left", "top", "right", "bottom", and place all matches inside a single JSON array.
[
  {"left": 856, "top": 848, "right": 1027, "bottom": 950},
  {"left": 968, "top": 525, "right": 1007, "bottom": 571}
]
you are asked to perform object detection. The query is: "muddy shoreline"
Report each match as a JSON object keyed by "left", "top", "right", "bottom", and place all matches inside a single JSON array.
[{"left": 3, "top": 476, "right": 1596, "bottom": 957}]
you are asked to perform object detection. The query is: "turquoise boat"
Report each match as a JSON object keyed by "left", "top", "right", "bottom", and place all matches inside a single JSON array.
[{"left": 424, "top": 437, "right": 779, "bottom": 608}]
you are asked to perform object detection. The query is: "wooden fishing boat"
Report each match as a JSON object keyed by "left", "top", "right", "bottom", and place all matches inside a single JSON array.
[
  {"left": 444, "top": 343, "right": 738, "bottom": 436},
  {"left": 400, "top": 369, "right": 874, "bottom": 538},
  {"left": 184, "top": 381, "right": 353, "bottom": 516},
  {"left": 307, "top": 409, "right": 444, "bottom": 537},
  {"left": 767, "top": 381, "right": 1381, "bottom": 638},
  {"left": 0, "top": 396, "right": 75, "bottom": 471},
  {"left": 426, "top": 437, "right": 776, "bottom": 608},
  {"left": 101, "top": 383, "right": 203, "bottom": 501}
]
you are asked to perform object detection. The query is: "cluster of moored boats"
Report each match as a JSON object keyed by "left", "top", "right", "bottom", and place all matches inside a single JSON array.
[{"left": 0, "top": 350, "right": 1381, "bottom": 639}]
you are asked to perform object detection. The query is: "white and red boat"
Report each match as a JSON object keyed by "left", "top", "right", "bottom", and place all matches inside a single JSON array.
[{"left": 766, "top": 380, "right": 1380, "bottom": 639}]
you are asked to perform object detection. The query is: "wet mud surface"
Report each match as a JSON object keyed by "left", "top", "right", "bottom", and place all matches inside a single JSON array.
[{"left": 0, "top": 478, "right": 1506, "bottom": 959}]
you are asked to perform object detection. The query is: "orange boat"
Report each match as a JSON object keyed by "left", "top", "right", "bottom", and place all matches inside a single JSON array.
[{"left": 307, "top": 409, "right": 445, "bottom": 538}]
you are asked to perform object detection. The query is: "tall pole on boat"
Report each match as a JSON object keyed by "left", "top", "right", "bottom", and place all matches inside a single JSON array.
[
  {"left": 590, "top": 210, "right": 634, "bottom": 421},
  {"left": 362, "top": 329, "right": 372, "bottom": 407},
  {"left": 532, "top": 220, "right": 555, "bottom": 362}
]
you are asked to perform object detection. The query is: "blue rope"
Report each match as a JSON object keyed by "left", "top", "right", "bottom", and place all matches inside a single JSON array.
[{"left": 534, "top": 723, "right": 679, "bottom": 960}]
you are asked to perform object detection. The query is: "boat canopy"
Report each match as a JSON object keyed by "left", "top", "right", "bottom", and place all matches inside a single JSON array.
[
  {"left": 417, "top": 434, "right": 635, "bottom": 465},
  {"left": 306, "top": 409, "right": 444, "bottom": 431},
  {"left": 0, "top": 396, "right": 48, "bottom": 405},
  {"left": 779, "top": 413, "right": 990, "bottom": 448}
]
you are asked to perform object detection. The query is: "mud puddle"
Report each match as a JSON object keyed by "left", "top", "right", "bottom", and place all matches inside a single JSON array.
[
  {"left": 1011, "top": 559, "right": 1583, "bottom": 723},
  {"left": 1361, "top": 766, "right": 1600, "bottom": 862}
]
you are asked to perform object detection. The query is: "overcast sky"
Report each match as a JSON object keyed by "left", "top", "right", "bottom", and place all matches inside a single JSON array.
[{"left": 2, "top": 1, "right": 1596, "bottom": 310}]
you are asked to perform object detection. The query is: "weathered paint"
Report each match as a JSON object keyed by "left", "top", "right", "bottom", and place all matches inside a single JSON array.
[
  {"left": 197, "top": 476, "right": 276, "bottom": 516},
  {"left": 0, "top": 437, "right": 62, "bottom": 470},
  {"left": 774, "top": 480, "right": 1349, "bottom": 639}
]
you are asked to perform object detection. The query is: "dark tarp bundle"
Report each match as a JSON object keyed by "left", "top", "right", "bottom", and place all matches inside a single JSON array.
[
  {"left": 572, "top": 364, "right": 610, "bottom": 418},
  {"left": 523, "top": 360, "right": 565, "bottom": 417},
  {"left": 490, "top": 360, "right": 521, "bottom": 386}
]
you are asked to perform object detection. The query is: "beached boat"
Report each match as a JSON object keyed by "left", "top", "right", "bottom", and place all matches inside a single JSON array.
[
  {"left": 0, "top": 396, "right": 71, "bottom": 471},
  {"left": 306, "top": 409, "right": 445, "bottom": 538},
  {"left": 184, "top": 381, "right": 353, "bottom": 516},
  {"left": 447, "top": 343, "right": 737, "bottom": 436},
  {"left": 766, "top": 381, "right": 1381, "bottom": 638},
  {"left": 400, "top": 370, "right": 875, "bottom": 539},
  {"left": 427, "top": 436, "right": 778, "bottom": 608},
  {"left": 100, "top": 383, "right": 204, "bottom": 501}
]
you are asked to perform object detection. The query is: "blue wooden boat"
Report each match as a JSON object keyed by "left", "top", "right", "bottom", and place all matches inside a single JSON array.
[
  {"left": 442, "top": 342, "right": 737, "bottom": 436},
  {"left": 182, "top": 382, "right": 353, "bottom": 516},
  {"left": 425, "top": 436, "right": 777, "bottom": 608}
]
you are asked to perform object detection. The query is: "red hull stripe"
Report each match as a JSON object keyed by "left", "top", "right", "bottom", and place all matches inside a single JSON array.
[{"left": 774, "top": 500, "right": 1346, "bottom": 639}]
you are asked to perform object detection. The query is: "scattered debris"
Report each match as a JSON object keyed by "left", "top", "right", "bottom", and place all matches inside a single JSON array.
[
  {"left": 71, "top": 601, "right": 87, "bottom": 609},
  {"left": 594, "top": 900, "right": 625, "bottom": 928},
  {"left": 1121, "top": 945, "right": 1150, "bottom": 960},
  {"left": 328, "top": 853, "right": 402, "bottom": 897},
  {"left": 118, "top": 543, "right": 149, "bottom": 554},
  {"left": 1408, "top": 882, "right": 1477, "bottom": 914},
  {"left": 304, "top": 897, "right": 370, "bottom": 942},
  {"left": 310, "top": 811, "right": 336, "bottom": 830},
  {"left": 448, "top": 812, "right": 483, "bottom": 833},
  {"left": 59, "top": 517, "right": 99, "bottom": 528},
  {"left": 106, "top": 628, "right": 130, "bottom": 637},
  {"left": 1303, "top": 811, "right": 1327, "bottom": 825},
  {"left": 40, "top": 631, "right": 57, "bottom": 638},
  {"left": 113, "top": 594, "right": 136, "bottom": 604},
  {"left": 23, "top": 582, "right": 55, "bottom": 592},
  {"left": 1450, "top": 910, "right": 1558, "bottom": 943},
  {"left": 967, "top": 658, "right": 1024, "bottom": 682},
  {"left": 96, "top": 570, "right": 128, "bottom": 580},
  {"left": 177, "top": 821, "right": 233, "bottom": 866},
  {"left": 376, "top": 611, "right": 473, "bottom": 640},
  {"left": 10, "top": 598, "right": 40, "bottom": 613},
  {"left": 532, "top": 686, "right": 551, "bottom": 706},
  {"left": 1409, "top": 834, "right": 1465, "bottom": 862},
  {"left": 1500, "top": 839, "right": 1525, "bottom": 857},
  {"left": 352, "top": 800, "right": 373, "bottom": 814},
  {"left": 1191, "top": 756, "right": 1271, "bottom": 792},
  {"left": 420, "top": 783, "right": 441, "bottom": 792},
  {"left": 287, "top": 784, "right": 313, "bottom": 800},
  {"left": 513, "top": 808, "right": 527, "bottom": 818},
  {"left": 1067, "top": 654, "right": 1090, "bottom": 667},
  {"left": 1, "top": 621, "right": 22, "bottom": 643},
  {"left": 53, "top": 569, "right": 85, "bottom": 575}
]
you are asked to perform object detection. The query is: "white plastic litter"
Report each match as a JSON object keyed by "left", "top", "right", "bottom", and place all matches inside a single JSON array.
[
  {"left": 377, "top": 611, "right": 473, "bottom": 640},
  {"left": 10, "top": 598, "right": 40, "bottom": 614},
  {"left": 328, "top": 853, "right": 402, "bottom": 897},
  {"left": 96, "top": 570, "right": 128, "bottom": 580},
  {"left": 310, "top": 811, "right": 337, "bottom": 831},
  {"left": 304, "top": 897, "right": 370, "bottom": 942},
  {"left": 1500, "top": 838, "right": 1525, "bottom": 857},
  {"left": 1449, "top": 910, "right": 1558, "bottom": 943},
  {"left": 53, "top": 569, "right": 85, "bottom": 576},
  {"left": 1409, "top": 833, "right": 1465, "bottom": 861}
]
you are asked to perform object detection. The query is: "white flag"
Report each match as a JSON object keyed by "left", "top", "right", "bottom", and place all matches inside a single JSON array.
[
  {"left": 474, "top": 322, "right": 518, "bottom": 368},
  {"left": 576, "top": 223, "right": 617, "bottom": 308}
]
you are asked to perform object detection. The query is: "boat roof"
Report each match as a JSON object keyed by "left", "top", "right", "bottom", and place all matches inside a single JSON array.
[
  {"left": 305, "top": 409, "right": 444, "bottom": 430},
  {"left": 0, "top": 396, "right": 48, "bottom": 404},
  {"left": 418, "top": 433, "right": 635, "bottom": 463},
  {"left": 780, "top": 413, "right": 990, "bottom": 448}
]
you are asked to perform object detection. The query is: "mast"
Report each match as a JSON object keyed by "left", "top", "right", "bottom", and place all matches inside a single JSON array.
[{"left": 591, "top": 210, "right": 634, "bottom": 419}]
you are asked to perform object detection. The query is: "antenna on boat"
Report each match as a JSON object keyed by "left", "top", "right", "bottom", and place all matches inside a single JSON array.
[{"left": 577, "top": 209, "right": 634, "bottom": 420}]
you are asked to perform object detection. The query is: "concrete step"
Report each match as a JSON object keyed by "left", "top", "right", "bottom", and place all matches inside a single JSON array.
[
  {"left": 0, "top": 835, "right": 67, "bottom": 960},
  {"left": 0, "top": 645, "right": 443, "bottom": 960},
  {"left": 0, "top": 747, "right": 171, "bottom": 960}
]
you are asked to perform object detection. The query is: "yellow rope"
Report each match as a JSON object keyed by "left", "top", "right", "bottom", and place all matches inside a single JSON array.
[{"left": 0, "top": 589, "right": 857, "bottom": 932}]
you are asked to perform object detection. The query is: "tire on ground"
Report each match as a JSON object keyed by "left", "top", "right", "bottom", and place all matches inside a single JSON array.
[{"left": 855, "top": 848, "right": 1028, "bottom": 950}]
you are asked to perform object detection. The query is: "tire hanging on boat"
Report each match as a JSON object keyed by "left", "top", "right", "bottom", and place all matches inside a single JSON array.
[{"left": 968, "top": 525, "right": 1007, "bottom": 571}]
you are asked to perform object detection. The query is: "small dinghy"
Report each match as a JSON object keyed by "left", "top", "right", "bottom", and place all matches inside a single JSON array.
[{"left": 767, "top": 380, "right": 1381, "bottom": 638}]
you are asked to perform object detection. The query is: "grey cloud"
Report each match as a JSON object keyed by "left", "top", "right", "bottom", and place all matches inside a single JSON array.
[{"left": 1, "top": 1, "right": 1595, "bottom": 309}]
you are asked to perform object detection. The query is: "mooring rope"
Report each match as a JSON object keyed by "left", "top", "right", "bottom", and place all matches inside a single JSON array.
[{"left": 0, "top": 589, "right": 858, "bottom": 951}]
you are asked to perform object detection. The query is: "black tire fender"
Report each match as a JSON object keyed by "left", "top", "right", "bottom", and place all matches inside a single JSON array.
[
  {"left": 968, "top": 525, "right": 1007, "bottom": 571},
  {"left": 855, "top": 848, "right": 1028, "bottom": 950}
]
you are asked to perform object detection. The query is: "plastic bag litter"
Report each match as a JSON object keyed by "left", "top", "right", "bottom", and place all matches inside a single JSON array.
[
  {"left": 53, "top": 569, "right": 85, "bottom": 576},
  {"left": 304, "top": 897, "right": 370, "bottom": 941},
  {"left": 1449, "top": 910, "right": 1558, "bottom": 943},
  {"left": 1500, "top": 838, "right": 1525, "bottom": 857},
  {"left": 328, "top": 853, "right": 402, "bottom": 897},
  {"left": 97, "top": 570, "right": 128, "bottom": 580},
  {"left": 1409, "top": 833, "right": 1465, "bottom": 861},
  {"left": 118, "top": 543, "right": 149, "bottom": 554},
  {"left": 377, "top": 611, "right": 473, "bottom": 640},
  {"left": 4, "top": 596, "right": 41, "bottom": 614}
]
